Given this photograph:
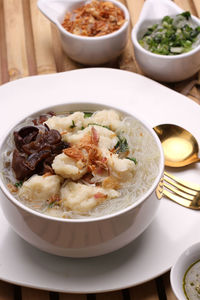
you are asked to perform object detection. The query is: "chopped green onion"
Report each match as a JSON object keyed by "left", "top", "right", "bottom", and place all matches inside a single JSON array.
[
  {"left": 87, "top": 123, "right": 110, "bottom": 130},
  {"left": 84, "top": 112, "right": 93, "bottom": 118},
  {"left": 162, "top": 16, "right": 173, "bottom": 24},
  {"left": 170, "top": 47, "right": 183, "bottom": 53},
  {"left": 180, "top": 11, "right": 191, "bottom": 20},
  {"left": 126, "top": 157, "right": 137, "bottom": 165},
  {"left": 115, "top": 136, "right": 129, "bottom": 153},
  {"left": 14, "top": 181, "right": 23, "bottom": 188},
  {"left": 48, "top": 201, "right": 57, "bottom": 208},
  {"left": 70, "top": 120, "right": 76, "bottom": 128},
  {"left": 139, "top": 11, "right": 200, "bottom": 55}
]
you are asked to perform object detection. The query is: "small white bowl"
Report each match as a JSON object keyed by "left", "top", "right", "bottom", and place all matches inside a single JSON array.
[
  {"left": 37, "top": 0, "right": 130, "bottom": 65},
  {"left": 131, "top": 0, "right": 200, "bottom": 82},
  {"left": 0, "top": 102, "right": 164, "bottom": 257},
  {"left": 170, "top": 242, "right": 200, "bottom": 300}
]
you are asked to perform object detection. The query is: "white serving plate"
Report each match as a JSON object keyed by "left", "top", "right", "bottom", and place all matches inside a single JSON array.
[{"left": 0, "top": 68, "right": 199, "bottom": 293}]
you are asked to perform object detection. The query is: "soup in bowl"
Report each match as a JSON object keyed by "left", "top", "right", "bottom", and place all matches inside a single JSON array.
[{"left": 0, "top": 102, "right": 164, "bottom": 257}]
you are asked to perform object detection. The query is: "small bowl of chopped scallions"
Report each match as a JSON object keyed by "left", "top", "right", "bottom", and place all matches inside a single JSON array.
[
  {"left": 139, "top": 12, "right": 200, "bottom": 56},
  {"left": 131, "top": 2, "right": 200, "bottom": 83}
]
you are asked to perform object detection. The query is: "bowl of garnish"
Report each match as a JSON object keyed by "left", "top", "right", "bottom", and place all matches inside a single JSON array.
[
  {"left": 170, "top": 242, "right": 200, "bottom": 300},
  {"left": 37, "top": 0, "right": 130, "bottom": 65},
  {"left": 0, "top": 102, "right": 164, "bottom": 257},
  {"left": 131, "top": 0, "right": 200, "bottom": 82}
]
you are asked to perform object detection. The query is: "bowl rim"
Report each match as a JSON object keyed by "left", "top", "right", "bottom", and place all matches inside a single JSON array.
[
  {"left": 0, "top": 101, "right": 164, "bottom": 223},
  {"left": 131, "top": 14, "right": 200, "bottom": 60},
  {"left": 170, "top": 241, "right": 200, "bottom": 300},
  {"left": 51, "top": 0, "right": 130, "bottom": 41}
]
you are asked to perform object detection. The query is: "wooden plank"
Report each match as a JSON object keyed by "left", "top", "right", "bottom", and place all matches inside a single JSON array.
[
  {"left": 0, "top": 0, "right": 9, "bottom": 84},
  {"left": 59, "top": 293, "right": 87, "bottom": 300},
  {"left": 163, "top": 272, "right": 178, "bottom": 300},
  {"left": 50, "top": 24, "right": 67, "bottom": 73},
  {"left": 30, "top": 0, "right": 57, "bottom": 74},
  {"left": 0, "top": 0, "right": 3, "bottom": 84},
  {"left": 0, "top": 281, "right": 14, "bottom": 300},
  {"left": 112, "top": 0, "right": 139, "bottom": 73},
  {"left": 125, "top": 0, "right": 144, "bottom": 26},
  {"left": 188, "top": 94, "right": 200, "bottom": 104},
  {"left": 118, "top": 0, "right": 143, "bottom": 74},
  {"left": 118, "top": 29, "right": 142, "bottom": 74},
  {"left": 22, "top": 0, "right": 37, "bottom": 76},
  {"left": 21, "top": 287, "right": 49, "bottom": 300},
  {"left": 96, "top": 290, "right": 123, "bottom": 300},
  {"left": 174, "top": 0, "right": 196, "bottom": 14},
  {"left": 129, "top": 280, "right": 159, "bottom": 300},
  {"left": 193, "top": 0, "right": 200, "bottom": 16},
  {"left": 169, "top": 76, "right": 200, "bottom": 105},
  {"left": 50, "top": 24, "right": 82, "bottom": 72},
  {"left": 3, "top": 0, "right": 29, "bottom": 81}
]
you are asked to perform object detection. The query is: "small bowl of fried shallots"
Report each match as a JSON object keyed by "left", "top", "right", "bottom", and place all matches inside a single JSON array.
[{"left": 38, "top": 0, "right": 130, "bottom": 65}]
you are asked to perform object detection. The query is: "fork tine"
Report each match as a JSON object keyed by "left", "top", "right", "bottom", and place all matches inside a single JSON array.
[
  {"left": 164, "top": 182, "right": 194, "bottom": 200},
  {"left": 164, "top": 171, "right": 200, "bottom": 191},
  {"left": 164, "top": 176, "right": 197, "bottom": 196},
  {"left": 163, "top": 190, "right": 200, "bottom": 210}
]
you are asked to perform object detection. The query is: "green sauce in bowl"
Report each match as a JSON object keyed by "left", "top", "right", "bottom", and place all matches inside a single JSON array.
[
  {"left": 183, "top": 259, "right": 200, "bottom": 300},
  {"left": 139, "top": 11, "right": 200, "bottom": 55}
]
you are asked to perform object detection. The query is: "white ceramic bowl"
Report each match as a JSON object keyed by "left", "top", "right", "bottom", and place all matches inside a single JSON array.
[
  {"left": 37, "top": 0, "right": 130, "bottom": 65},
  {"left": 0, "top": 102, "right": 164, "bottom": 257},
  {"left": 170, "top": 242, "right": 200, "bottom": 300},
  {"left": 131, "top": 0, "right": 200, "bottom": 82}
]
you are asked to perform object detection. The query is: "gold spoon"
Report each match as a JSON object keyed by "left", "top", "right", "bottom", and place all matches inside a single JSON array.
[{"left": 153, "top": 124, "right": 200, "bottom": 167}]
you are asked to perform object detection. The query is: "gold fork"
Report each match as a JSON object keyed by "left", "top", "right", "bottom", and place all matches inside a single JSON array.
[{"left": 163, "top": 171, "right": 200, "bottom": 210}]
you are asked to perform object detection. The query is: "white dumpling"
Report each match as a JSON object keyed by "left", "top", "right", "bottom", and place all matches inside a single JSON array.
[
  {"left": 60, "top": 181, "right": 120, "bottom": 212},
  {"left": 18, "top": 174, "right": 62, "bottom": 203},
  {"left": 84, "top": 109, "right": 122, "bottom": 131},
  {"left": 62, "top": 125, "right": 118, "bottom": 151},
  {"left": 52, "top": 153, "right": 87, "bottom": 180},
  {"left": 103, "top": 150, "right": 136, "bottom": 182},
  {"left": 45, "top": 112, "right": 85, "bottom": 133},
  {"left": 62, "top": 127, "right": 88, "bottom": 145}
]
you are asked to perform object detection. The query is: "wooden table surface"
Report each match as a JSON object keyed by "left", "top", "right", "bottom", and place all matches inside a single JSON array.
[{"left": 0, "top": 0, "right": 200, "bottom": 299}]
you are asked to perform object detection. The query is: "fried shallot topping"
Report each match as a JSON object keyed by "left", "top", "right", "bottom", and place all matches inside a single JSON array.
[
  {"left": 62, "top": 0, "right": 125, "bottom": 37},
  {"left": 91, "top": 126, "right": 99, "bottom": 145},
  {"left": 63, "top": 127, "right": 108, "bottom": 175},
  {"left": 63, "top": 147, "right": 84, "bottom": 161},
  {"left": 94, "top": 192, "right": 107, "bottom": 199},
  {"left": 7, "top": 183, "right": 18, "bottom": 193}
]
